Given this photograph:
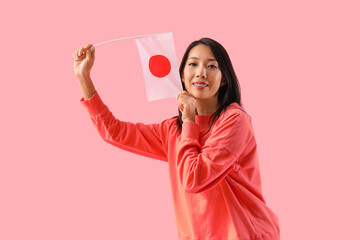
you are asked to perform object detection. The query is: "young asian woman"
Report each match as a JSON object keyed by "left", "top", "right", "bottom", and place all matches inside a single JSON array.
[{"left": 73, "top": 37, "right": 280, "bottom": 240}]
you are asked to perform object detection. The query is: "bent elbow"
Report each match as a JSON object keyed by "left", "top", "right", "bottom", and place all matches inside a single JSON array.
[
  {"left": 183, "top": 185, "right": 201, "bottom": 194},
  {"left": 182, "top": 180, "right": 205, "bottom": 194}
]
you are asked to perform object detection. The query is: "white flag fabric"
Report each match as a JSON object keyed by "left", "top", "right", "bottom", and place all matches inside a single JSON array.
[{"left": 135, "top": 32, "right": 183, "bottom": 102}]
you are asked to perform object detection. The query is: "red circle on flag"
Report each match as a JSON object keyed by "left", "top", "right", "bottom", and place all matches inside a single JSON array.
[{"left": 148, "top": 55, "right": 171, "bottom": 78}]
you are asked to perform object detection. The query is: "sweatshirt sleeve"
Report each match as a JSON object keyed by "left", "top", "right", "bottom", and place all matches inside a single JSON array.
[
  {"left": 80, "top": 91, "right": 167, "bottom": 162},
  {"left": 176, "top": 110, "right": 255, "bottom": 193}
]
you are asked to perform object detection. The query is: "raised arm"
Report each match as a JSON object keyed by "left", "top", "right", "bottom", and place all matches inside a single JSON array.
[
  {"left": 80, "top": 92, "right": 168, "bottom": 161},
  {"left": 74, "top": 44, "right": 167, "bottom": 161}
]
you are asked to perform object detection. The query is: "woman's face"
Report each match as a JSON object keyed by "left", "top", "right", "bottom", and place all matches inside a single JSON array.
[{"left": 181, "top": 44, "right": 225, "bottom": 103}]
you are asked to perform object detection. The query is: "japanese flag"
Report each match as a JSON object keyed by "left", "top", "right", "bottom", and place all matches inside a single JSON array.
[{"left": 135, "top": 32, "right": 183, "bottom": 102}]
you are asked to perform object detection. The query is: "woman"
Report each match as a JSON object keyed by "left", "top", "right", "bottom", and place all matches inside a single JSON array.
[{"left": 73, "top": 37, "right": 280, "bottom": 240}]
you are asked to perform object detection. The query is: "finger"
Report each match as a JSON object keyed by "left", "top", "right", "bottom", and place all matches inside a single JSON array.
[
  {"left": 91, "top": 45, "right": 95, "bottom": 56},
  {"left": 178, "top": 91, "right": 193, "bottom": 100},
  {"left": 177, "top": 91, "right": 184, "bottom": 99},
  {"left": 78, "top": 45, "right": 90, "bottom": 60},
  {"left": 78, "top": 46, "right": 85, "bottom": 56},
  {"left": 83, "top": 44, "right": 93, "bottom": 52},
  {"left": 78, "top": 45, "right": 89, "bottom": 57},
  {"left": 181, "top": 90, "right": 191, "bottom": 96},
  {"left": 74, "top": 48, "right": 81, "bottom": 58},
  {"left": 86, "top": 47, "right": 93, "bottom": 59},
  {"left": 73, "top": 49, "right": 80, "bottom": 60},
  {"left": 177, "top": 99, "right": 184, "bottom": 111},
  {"left": 177, "top": 91, "right": 186, "bottom": 102},
  {"left": 82, "top": 46, "right": 88, "bottom": 55},
  {"left": 73, "top": 48, "right": 80, "bottom": 59},
  {"left": 83, "top": 44, "right": 95, "bottom": 58},
  {"left": 74, "top": 48, "right": 83, "bottom": 60},
  {"left": 182, "top": 90, "right": 189, "bottom": 95},
  {"left": 87, "top": 43, "right": 94, "bottom": 49},
  {"left": 176, "top": 92, "right": 181, "bottom": 100}
]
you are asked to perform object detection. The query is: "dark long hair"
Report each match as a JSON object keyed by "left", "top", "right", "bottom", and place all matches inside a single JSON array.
[{"left": 176, "top": 37, "right": 250, "bottom": 135}]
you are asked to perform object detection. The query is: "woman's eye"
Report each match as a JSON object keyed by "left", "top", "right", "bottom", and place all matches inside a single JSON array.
[{"left": 188, "top": 63, "right": 217, "bottom": 68}]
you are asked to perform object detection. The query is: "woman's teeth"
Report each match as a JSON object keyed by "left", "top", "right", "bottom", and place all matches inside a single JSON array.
[{"left": 193, "top": 83, "right": 208, "bottom": 87}]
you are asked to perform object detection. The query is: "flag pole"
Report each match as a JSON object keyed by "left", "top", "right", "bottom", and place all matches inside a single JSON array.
[{"left": 91, "top": 32, "right": 172, "bottom": 49}]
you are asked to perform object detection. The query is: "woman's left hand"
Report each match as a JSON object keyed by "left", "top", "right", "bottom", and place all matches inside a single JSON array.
[{"left": 177, "top": 91, "right": 197, "bottom": 123}]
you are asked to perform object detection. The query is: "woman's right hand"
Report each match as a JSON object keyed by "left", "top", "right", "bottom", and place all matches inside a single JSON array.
[
  {"left": 177, "top": 91, "right": 197, "bottom": 123},
  {"left": 73, "top": 44, "right": 95, "bottom": 78}
]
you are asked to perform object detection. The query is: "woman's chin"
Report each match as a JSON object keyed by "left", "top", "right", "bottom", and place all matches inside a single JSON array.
[
  {"left": 192, "top": 94, "right": 208, "bottom": 100},
  {"left": 188, "top": 91, "right": 205, "bottom": 99}
]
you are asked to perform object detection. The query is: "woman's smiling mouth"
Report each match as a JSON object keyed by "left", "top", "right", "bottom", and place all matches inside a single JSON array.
[{"left": 192, "top": 82, "right": 208, "bottom": 88}]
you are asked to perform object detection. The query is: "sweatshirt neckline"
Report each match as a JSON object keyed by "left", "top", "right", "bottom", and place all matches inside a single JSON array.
[{"left": 195, "top": 114, "right": 212, "bottom": 123}]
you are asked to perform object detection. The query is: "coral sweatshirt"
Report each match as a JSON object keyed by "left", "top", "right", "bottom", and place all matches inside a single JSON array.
[{"left": 80, "top": 91, "right": 280, "bottom": 240}]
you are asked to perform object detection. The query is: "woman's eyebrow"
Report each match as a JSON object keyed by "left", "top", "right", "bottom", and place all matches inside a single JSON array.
[{"left": 188, "top": 57, "right": 217, "bottom": 62}]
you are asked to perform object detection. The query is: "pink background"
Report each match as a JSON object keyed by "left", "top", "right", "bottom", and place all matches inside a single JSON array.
[{"left": 1, "top": 0, "right": 359, "bottom": 239}]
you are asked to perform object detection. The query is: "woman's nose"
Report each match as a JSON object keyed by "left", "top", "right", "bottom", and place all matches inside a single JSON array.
[{"left": 196, "top": 66, "right": 207, "bottom": 78}]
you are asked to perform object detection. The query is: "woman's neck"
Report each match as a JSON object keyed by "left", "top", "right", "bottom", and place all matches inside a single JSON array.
[{"left": 195, "top": 97, "right": 219, "bottom": 116}]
